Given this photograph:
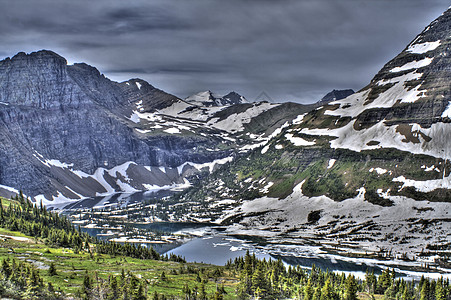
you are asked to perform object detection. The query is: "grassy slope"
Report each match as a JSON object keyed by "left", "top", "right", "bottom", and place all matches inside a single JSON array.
[{"left": 0, "top": 197, "right": 238, "bottom": 299}]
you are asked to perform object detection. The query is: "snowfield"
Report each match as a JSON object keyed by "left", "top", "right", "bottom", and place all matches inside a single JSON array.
[
  {"left": 299, "top": 120, "right": 451, "bottom": 160},
  {"left": 213, "top": 181, "right": 451, "bottom": 260}
]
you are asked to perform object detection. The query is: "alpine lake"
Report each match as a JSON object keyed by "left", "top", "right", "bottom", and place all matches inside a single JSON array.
[{"left": 52, "top": 190, "right": 451, "bottom": 281}]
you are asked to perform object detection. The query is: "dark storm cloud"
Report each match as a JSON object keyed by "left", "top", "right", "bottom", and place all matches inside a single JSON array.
[{"left": 0, "top": 0, "right": 450, "bottom": 103}]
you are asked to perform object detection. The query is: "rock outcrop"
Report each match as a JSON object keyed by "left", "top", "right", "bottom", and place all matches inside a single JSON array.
[{"left": 318, "top": 89, "right": 355, "bottom": 105}]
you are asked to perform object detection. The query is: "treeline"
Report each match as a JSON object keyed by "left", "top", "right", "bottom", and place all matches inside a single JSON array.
[
  {"left": 226, "top": 251, "right": 451, "bottom": 299},
  {"left": 0, "top": 193, "right": 184, "bottom": 263},
  {"left": 0, "top": 257, "right": 62, "bottom": 299}
]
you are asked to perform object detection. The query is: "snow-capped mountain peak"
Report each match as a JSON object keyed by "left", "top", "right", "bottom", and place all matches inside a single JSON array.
[{"left": 185, "top": 90, "right": 248, "bottom": 107}]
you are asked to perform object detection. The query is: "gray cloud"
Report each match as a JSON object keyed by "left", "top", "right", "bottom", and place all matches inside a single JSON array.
[{"left": 0, "top": 0, "right": 449, "bottom": 103}]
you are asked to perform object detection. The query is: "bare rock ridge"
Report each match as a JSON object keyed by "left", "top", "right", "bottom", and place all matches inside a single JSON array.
[
  {"left": 0, "top": 50, "right": 312, "bottom": 203},
  {"left": 318, "top": 89, "right": 355, "bottom": 105}
]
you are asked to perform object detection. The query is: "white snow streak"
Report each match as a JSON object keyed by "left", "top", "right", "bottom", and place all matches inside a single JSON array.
[
  {"left": 163, "top": 127, "right": 181, "bottom": 134},
  {"left": 407, "top": 41, "right": 441, "bottom": 54},
  {"left": 390, "top": 57, "right": 433, "bottom": 73},
  {"left": 327, "top": 159, "right": 336, "bottom": 169},
  {"left": 285, "top": 133, "right": 315, "bottom": 146}
]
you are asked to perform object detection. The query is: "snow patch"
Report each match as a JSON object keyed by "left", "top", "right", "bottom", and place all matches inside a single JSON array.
[
  {"left": 163, "top": 127, "right": 181, "bottom": 134},
  {"left": 0, "top": 184, "right": 20, "bottom": 195},
  {"left": 393, "top": 175, "right": 451, "bottom": 193},
  {"left": 285, "top": 133, "right": 315, "bottom": 146},
  {"left": 441, "top": 101, "right": 451, "bottom": 118},
  {"left": 369, "top": 167, "right": 387, "bottom": 175},
  {"left": 327, "top": 159, "right": 336, "bottom": 169},
  {"left": 177, "top": 156, "right": 234, "bottom": 174},
  {"left": 326, "top": 73, "right": 425, "bottom": 118},
  {"left": 292, "top": 114, "right": 306, "bottom": 125},
  {"left": 407, "top": 41, "right": 441, "bottom": 54},
  {"left": 390, "top": 57, "right": 433, "bottom": 73},
  {"left": 260, "top": 182, "right": 274, "bottom": 194},
  {"left": 209, "top": 102, "right": 279, "bottom": 132},
  {"left": 301, "top": 120, "right": 451, "bottom": 160},
  {"left": 46, "top": 159, "right": 74, "bottom": 169},
  {"left": 128, "top": 112, "right": 140, "bottom": 123}
]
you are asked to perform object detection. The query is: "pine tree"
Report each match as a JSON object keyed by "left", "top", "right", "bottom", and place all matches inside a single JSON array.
[
  {"left": 321, "top": 278, "right": 335, "bottom": 300},
  {"left": 182, "top": 283, "right": 191, "bottom": 299},
  {"left": 251, "top": 265, "right": 267, "bottom": 296},
  {"left": 160, "top": 271, "right": 167, "bottom": 282},
  {"left": 313, "top": 286, "right": 322, "bottom": 300},
  {"left": 48, "top": 262, "right": 57, "bottom": 276},
  {"left": 1, "top": 259, "right": 11, "bottom": 279},
  {"left": 436, "top": 277, "right": 446, "bottom": 300},
  {"left": 81, "top": 273, "right": 92, "bottom": 299},
  {"left": 236, "top": 272, "right": 250, "bottom": 300},
  {"left": 304, "top": 278, "right": 314, "bottom": 300},
  {"left": 152, "top": 291, "right": 159, "bottom": 300},
  {"left": 108, "top": 276, "right": 118, "bottom": 300},
  {"left": 344, "top": 275, "right": 358, "bottom": 300},
  {"left": 420, "top": 279, "right": 430, "bottom": 300}
]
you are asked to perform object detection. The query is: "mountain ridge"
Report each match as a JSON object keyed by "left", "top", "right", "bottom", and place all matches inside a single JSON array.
[
  {"left": 0, "top": 50, "right": 316, "bottom": 204},
  {"left": 168, "top": 7, "right": 451, "bottom": 258}
]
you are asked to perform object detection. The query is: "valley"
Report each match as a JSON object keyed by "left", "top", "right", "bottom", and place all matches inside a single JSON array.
[
  {"left": 53, "top": 190, "right": 451, "bottom": 281},
  {"left": 1, "top": 2, "right": 451, "bottom": 299}
]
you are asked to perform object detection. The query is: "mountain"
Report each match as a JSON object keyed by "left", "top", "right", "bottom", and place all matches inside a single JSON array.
[
  {"left": 0, "top": 50, "right": 316, "bottom": 204},
  {"left": 318, "top": 89, "right": 354, "bottom": 105},
  {"left": 173, "top": 8, "right": 451, "bottom": 257},
  {"left": 185, "top": 90, "right": 248, "bottom": 107}
]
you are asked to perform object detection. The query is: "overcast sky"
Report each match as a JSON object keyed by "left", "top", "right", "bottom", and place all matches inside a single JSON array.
[{"left": 0, "top": 0, "right": 449, "bottom": 103}]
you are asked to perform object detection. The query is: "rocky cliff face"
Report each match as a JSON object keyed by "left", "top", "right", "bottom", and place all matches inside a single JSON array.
[
  {"left": 0, "top": 50, "right": 312, "bottom": 203},
  {"left": 318, "top": 89, "right": 354, "bottom": 105},
  {"left": 0, "top": 50, "right": 232, "bottom": 201}
]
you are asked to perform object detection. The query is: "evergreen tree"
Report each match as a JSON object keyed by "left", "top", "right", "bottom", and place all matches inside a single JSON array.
[
  {"left": 321, "top": 278, "right": 335, "bottom": 300},
  {"left": 108, "top": 276, "right": 118, "bottom": 300},
  {"left": 152, "top": 291, "right": 159, "bottom": 300},
  {"left": 304, "top": 278, "right": 314, "bottom": 300},
  {"left": 344, "top": 275, "right": 358, "bottom": 300},
  {"left": 160, "top": 271, "right": 167, "bottom": 282},
  {"left": 313, "top": 286, "right": 322, "bottom": 300},
  {"left": 436, "top": 277, "right": 446, "bottom": 300},
  {"left": 420, "top": 279, "right": 430, "bottom": 300},
  {"left": 251, "top": 265, "right": 267, "bottom": 296},
  {"left": 48, "top": 262, "right": 57, "bottom": 276}
]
